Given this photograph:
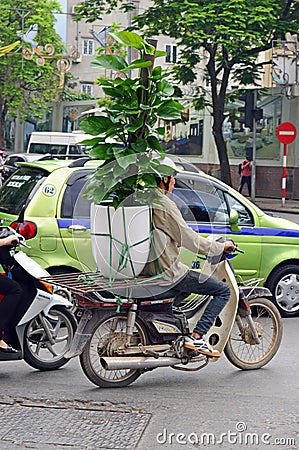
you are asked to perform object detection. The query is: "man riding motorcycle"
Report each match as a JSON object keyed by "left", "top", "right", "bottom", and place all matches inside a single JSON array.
[{"left": 141, "top": 157, "right": 236, "bottom": 357}]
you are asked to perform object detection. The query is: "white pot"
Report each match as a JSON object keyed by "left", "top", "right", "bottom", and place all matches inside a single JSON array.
[{"left": 90, "top": 203, "right": 151, "bottom": 280}]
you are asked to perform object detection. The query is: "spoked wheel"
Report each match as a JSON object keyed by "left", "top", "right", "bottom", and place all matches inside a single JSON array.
[
  {"left": 80, "top": 315, "right": 147, "bottom": 388},
  {"left": 23, "top": 306, "right": 77, "bottom": 371},
  {"left": 224, "top": 298, "right": 282, "bottom": 370}
]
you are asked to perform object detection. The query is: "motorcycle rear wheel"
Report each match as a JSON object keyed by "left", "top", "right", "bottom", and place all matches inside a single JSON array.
[
  {"left": 224, "top": 298, "right": 282, "bottom": 370},
  {"left": 23, "top": 306, "right": 77, "bottom": 371},
  {"left": 80, "top": 314, "right": 147, "bottom": 388}
]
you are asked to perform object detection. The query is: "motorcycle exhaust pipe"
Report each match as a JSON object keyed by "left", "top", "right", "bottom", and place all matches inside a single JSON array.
[{"left": 101, "top": 356, "right": 182, "bottom": 370}]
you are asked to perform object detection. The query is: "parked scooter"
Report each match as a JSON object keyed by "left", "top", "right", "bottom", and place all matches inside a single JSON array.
[
  {"left": 44, "top": 245, "right": 282, "bottom": 387},
  {"left": 0, "top": 226, "right": 77, "bottom": 370}
]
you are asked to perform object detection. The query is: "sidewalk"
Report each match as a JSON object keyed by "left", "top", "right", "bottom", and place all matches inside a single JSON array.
[{"left": 251, "top": 197, "right": 299, "bottom": 214}]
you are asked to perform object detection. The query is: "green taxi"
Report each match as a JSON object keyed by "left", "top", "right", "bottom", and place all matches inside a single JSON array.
[{"left": 0, "top": 158, "right": 298, "bottom": 318}]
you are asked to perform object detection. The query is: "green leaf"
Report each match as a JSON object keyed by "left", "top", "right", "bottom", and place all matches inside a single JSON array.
[
  {"left": 125, "top": 118, "right": 143, "bottom": 132},
  {"left": 152, "top": 66, "right": 162, "bottom": 77},
  {"left": 155, "top": 50, "right": 167, "bottom": 58},
  {"left": 125, "top": 59, "right": 153, "bottom": 71},
  {"left": 139, "top": 173, "right": 157, "bottom": 186},
  {"left": 156, "top": 105, "right": 183, "bottom": 120},
  {"left": 131, "top": 140, "right": 147, "bottom": 153},
  {"left": 110, "top": 31, "right": 145, "bottom": 51},
  {"left": 158, "top": 80, "right": 175, "bottom": 96},
  {"left": 91, "top": 54, "right": 128, "bottom": 71},
  {"left": 89, "top": 144, "right": 113, "bottom": 159},
  {"left": 77, "top": 136, "right": 106, "bottom": 146},
  {"left": 117, "top": 152, "right": 137, "bottom": 169},
  {"left": 156, "top": 127, "right": 165, "bottom": 135},
  {"left": 146, "top": 135, "right": 163, "bottom": 152},
  {"left": 80, "top": 116, "right": 114, "bottom": 135}
]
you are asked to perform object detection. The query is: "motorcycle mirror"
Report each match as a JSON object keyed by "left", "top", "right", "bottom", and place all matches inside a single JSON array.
[
  {"left": 17, "top": 204, "right": 26, "bottom": 225},
  {"left": 229, "top": 209, "right": 241, "bottom": 233}
]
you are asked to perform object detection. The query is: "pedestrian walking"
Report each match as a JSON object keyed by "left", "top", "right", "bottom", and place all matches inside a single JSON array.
[{"left": 238, "top": 156, "right": 252, "bottom": 196}]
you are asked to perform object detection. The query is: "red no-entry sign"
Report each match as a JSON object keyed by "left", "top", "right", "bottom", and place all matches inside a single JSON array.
[
  {"left": 276, "top": 122, "right": 297, "bottom": 144},
  {"left": 276, "top": 122, "right": 297, "bottom": 207}
]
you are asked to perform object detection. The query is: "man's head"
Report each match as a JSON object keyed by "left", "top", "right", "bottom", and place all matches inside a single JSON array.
[{"left": 155, "top": 156, "right": 177, "bottom": 194}]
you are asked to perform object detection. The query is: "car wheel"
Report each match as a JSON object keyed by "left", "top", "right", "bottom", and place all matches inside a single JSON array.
[{"left": 266, "top": 264, "right": 299, "bottom": 317}]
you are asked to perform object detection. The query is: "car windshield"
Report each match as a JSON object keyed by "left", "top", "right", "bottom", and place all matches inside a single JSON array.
[{"left": 0, "top": 167, "right": 47, "bottom": 215}]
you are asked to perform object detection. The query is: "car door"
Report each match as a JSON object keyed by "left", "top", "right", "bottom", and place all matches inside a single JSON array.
[
  {"left": 58, "top": 170, "right": 96, "bottom": 271},
  {"left": 172, "top": 174, "right": 263, "bottom": 280}
]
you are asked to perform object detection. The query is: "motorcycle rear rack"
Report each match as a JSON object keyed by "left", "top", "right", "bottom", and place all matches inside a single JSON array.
[{"left": 41, "top": 271, "right": 170, "bottom": 300}]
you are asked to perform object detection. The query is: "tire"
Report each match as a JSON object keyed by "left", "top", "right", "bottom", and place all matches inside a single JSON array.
[
  {"left": 224, "top": 298, "right": 282, "bottom": 370},
  {"left": 80, "top": 314, "right": 147, "bottom": 388},
  {"left": 48, "top": 267, "right": 80, "bottom": 311},
  {"left": 23, "top": 306, "right": 77, "bottom": 371},
  {"left": 266, "top": 264, "right": 299, "bottom": 317}
]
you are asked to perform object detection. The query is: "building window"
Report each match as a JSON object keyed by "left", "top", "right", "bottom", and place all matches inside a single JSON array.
[
  {"left": 81, "top": 84, "right": 94, "bottom": 96},
  {"left": 165, "top": 44, "right": 177, "bottom": 64},
  {"left": 82, "top": 39, "right": 94, "bottom": 56}
]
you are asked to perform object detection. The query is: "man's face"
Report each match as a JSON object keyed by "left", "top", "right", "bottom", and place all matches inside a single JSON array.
[{"left": 167, "top": 175, "right": 176, "bottom": 194}]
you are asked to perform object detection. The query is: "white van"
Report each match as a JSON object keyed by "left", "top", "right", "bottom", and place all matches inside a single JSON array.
[{"left": 26, "top": 131, "right": 94, "bottom": 158}]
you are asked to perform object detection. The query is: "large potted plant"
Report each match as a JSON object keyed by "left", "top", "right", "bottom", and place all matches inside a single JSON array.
[{"left": 80, "top": 31, "right": 184, "bottom": 282}]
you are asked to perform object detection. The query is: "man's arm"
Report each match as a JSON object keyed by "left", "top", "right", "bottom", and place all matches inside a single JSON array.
[{"left": 155, "top": 195, "right": 226, "bottom": 257}]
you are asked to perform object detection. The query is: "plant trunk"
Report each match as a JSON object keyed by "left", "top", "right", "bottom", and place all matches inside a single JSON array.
[{"left": 135, "top": 39, "right": 157, "bottom": 142}]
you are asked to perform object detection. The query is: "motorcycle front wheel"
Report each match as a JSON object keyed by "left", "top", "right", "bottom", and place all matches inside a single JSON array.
[
  {"left": 23, "top": 306, "right": 77, "bottom": 371},
  {"left": 80, "top": 314, "right": 147, "bottom": 388},
  {"left": 224, "top": 298, "right": 282, "bottom": 370}
]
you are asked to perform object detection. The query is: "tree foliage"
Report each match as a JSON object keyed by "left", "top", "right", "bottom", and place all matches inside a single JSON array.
[
  {"left": 0, "top": 0, "right": 64, "bottom": 149},
  {"left": 74, "top": 0, "right": 299, "bottom": 185}
]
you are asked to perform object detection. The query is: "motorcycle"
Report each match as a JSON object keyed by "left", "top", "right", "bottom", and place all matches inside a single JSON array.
[
  {"left": 43, "top": 245, "right": 283, "bottom": 387},
  {"left": 0, "top": 226, "right": 77, "bottom": 370}
]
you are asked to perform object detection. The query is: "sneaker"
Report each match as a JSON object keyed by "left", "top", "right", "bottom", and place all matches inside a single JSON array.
[
  {"left": 184, "top": 336, "right": 221, "bottom": 358},
  {"left": 184, "top": 336, "right": 197, "bottom": 351}
]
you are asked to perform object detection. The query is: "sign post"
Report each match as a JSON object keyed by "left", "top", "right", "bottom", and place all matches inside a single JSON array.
[{"left": 276, "top": 122, "right": 297, "bottom": 206}]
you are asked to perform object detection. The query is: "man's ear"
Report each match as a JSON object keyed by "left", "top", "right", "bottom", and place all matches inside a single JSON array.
[{"left": 163, "top": 176, "right": 168, "bottom": 184}]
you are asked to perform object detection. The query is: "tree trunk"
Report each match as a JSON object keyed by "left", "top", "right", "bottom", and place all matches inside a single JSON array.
[
  {"left": 213, "top": 127, "right": 231, "bottom": 185},
  {"left": 0, "top": 100, "right": 7, "bottom": 150},
  {"left": 207, "top": 55, "right": 232, "bottom": 186}
]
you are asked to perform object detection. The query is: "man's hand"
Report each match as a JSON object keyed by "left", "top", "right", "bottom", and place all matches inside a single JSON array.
[
  {"left": 0, "top": 234, "right": 19, "bottom": 247},
  {"left": 224, "top": 241, "right": 237, "bottom": 253}
]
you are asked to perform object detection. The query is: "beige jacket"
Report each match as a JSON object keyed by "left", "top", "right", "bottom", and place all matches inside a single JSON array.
[{"left": 142, "top": 189, "right": 225, "bottom": 283}]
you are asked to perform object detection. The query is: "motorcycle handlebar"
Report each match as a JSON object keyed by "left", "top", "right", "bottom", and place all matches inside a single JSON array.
[
  {"left": 0, "top": 226, "right": 29, "bottom": 248},
  {"left": 225, "top": 246, "right": 244, "bottom": 254}
]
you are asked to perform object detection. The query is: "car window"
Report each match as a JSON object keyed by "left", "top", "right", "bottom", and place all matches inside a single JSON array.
[
  {"left": 5, "top": 156, "right": 21, "bottom": 166},
  {"left": 61, "top": 176, "right": 92, "bottom": 218},
  {"left": 0, "top": 167, "right": 47, "bottom": 215},
  {"left": 173, "top": 177, "right": 226, "bottom": 223},
  {"left": 69, "top": 145, "right": 81, "bottom": 155},
  {"left": 224, "top": 193, "right": 254, "bottom": 225},
  {"left": 173, "top": 175, "right": 253, "bottom": 226},
  {"left": 29, "top": 143, "right": 67, "bottom": 155}
]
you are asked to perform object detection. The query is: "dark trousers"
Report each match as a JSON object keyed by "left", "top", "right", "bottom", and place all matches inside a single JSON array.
[
  {"left": 155, "top": 270, "right": 231, "bottom": 335},
  {"left": 238, "top": 176, "right": 251, "bottom": 196},
  {"left": 0, "top": 275, "right": 23, "bottom": 342}
]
